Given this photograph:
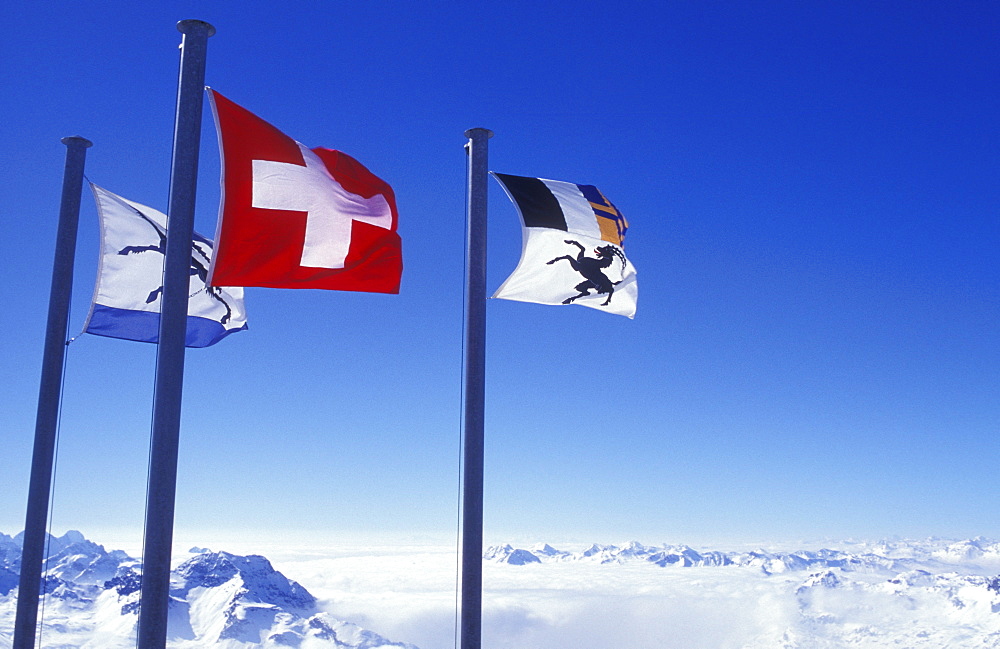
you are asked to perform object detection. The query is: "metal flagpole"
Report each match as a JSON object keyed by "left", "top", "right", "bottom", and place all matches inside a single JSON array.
[
  {"left": 12, "top": 136, "right": 92, "bottom": 649},
  {"left": 136, "top": 19, "right": 214, "bottom": 649},
  {"left": 460, "top": 127, "right": 493, "bottom": 649}
]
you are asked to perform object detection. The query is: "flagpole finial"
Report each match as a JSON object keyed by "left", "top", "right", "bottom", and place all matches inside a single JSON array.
[
  {"left": 177, "top": 19, "right": 216, "bottom": 37},
  {"left": 61, "top": 136, "right": 92, "bottom": 148},
  {"left": 464, "top": 128, "right": 494, "bottom": 139}
]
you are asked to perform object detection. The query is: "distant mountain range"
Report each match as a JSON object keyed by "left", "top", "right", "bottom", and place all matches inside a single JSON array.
[
  {"left": 0, "top": 530, "right": 417, "bottom": 649},
  {"left": 484, "top": 538, "right": 1000, "bottom": 572}
]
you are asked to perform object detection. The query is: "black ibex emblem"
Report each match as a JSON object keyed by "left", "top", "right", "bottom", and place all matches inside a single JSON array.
[
  {"left": 546, "top": 239, "right": 627, "bottom": 306},
  {"left": 117, "top": 205, "right": 234, "bottom": 325}
]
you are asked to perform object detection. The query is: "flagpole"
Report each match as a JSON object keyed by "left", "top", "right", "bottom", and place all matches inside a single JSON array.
[
  {"left": 12, "top": 136, "right": 92, "bottom": 649},
  {"left": 460, "top": 127, "right": 493, "bottom": 649},
  {"left": 136, "top": 19, "right": 214, "bottom": 649}
]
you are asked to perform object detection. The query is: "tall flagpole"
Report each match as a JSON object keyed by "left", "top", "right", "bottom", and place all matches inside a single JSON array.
[
  {"left": 136, "top": 19, "right": 214, "bottom": 649},
  {"left": 12, "top": 136, "right": 92, "bottom": 649},
  {"left": 460, "top": 127, "right": 493, "bottom": 649}
]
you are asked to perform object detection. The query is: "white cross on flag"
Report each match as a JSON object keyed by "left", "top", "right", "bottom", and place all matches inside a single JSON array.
[{"left": 206, "top": 89, "right": 402, "bottom": 292}]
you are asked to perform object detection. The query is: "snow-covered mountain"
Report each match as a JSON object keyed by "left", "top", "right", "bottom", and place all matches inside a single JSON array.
[{"left": 0, "top": 531, "right": 417, "bottom": 649}]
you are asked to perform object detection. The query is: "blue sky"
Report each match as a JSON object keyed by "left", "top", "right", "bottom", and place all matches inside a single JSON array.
[{"left": 1, "top": 1, "right": 997, "bottom": 549}]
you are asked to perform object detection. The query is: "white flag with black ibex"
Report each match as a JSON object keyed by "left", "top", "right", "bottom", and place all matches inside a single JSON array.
[
  {"left": 491, "top": 173, "right": 637, "bottom": 318},
  {"left": 83, "top": 184, "right": 248, "bottom": 347}
]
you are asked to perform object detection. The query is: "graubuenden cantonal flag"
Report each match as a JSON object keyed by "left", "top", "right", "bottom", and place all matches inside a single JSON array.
[{"left": 491, "top": 173, "right": 637, "bottom": 318}]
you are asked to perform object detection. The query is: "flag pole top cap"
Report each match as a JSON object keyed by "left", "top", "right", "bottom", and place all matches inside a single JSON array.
[
  {"left": 61, "top": 136, "right": 93, "bottom": 148},
  {"left": 464, "top": 128, "right": 494, "bottom": 139},
  {"left": 177, "top": 19, "right": 216, "bottom": 37}
]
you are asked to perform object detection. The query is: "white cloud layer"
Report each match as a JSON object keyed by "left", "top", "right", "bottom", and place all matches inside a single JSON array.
[{"left": 260, "top": 539, "right": 1000, "bottom": 649}]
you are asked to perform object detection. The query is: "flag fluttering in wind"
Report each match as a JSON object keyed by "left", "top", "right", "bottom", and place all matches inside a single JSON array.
[
  {"left": 83, "top": 184, "right": 248, "bottom": 347},
  {"left": 491, "top": 173, "right": 637, "bottom": 318},
  {"left": 206, "top": 89, "right": 402, "bottom": 293}
]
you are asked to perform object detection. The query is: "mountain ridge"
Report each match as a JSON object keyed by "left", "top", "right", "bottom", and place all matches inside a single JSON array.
[
  {"left": 484, "top": 537, "right": 1000, "bottom": 574},
  {"left": 0, "top": 530, "right": 417, "bottom": 649}
]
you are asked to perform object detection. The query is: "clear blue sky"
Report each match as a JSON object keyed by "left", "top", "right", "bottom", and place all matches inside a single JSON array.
[{"left": 1, "top": 0, "right": 997, "bottom": 548}]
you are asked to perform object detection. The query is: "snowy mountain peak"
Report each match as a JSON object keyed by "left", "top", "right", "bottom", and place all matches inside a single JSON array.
[
  {"left": 173, "top": 550, "right": 316, "bottom": 614},
  {"left": 483, "top": 545, "right": 541, "bottom": 565},
  {"left": 12, "top": 529, "right": 88, "bottom": 558},
  {"left": 26, "top": 532, "right": 135, "bottom": 586},
  {"left": 530, "top": 543, "right": 568, "bottom": 559},
  {"left": 797, "top": 569, "right": 842, "bottom": 593}
]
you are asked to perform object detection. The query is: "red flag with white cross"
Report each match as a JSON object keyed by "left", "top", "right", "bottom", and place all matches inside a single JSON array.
[{"left": 206, "top": 89, "right": 402, "bottom": 293}]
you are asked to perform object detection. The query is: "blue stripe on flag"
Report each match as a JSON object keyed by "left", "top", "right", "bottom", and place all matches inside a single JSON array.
[{"left": 86, "top": 304, "right": 247, "bottom": 348}]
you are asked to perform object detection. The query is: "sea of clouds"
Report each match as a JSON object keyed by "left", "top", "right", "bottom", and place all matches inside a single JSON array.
[{"left": 259, "top": 538, "right": 1000, "bottom": 649}]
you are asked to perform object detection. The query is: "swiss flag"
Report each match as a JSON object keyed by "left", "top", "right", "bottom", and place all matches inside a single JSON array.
[{"left": 206, "top": 89, "right": 402, "bottom": 293}]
